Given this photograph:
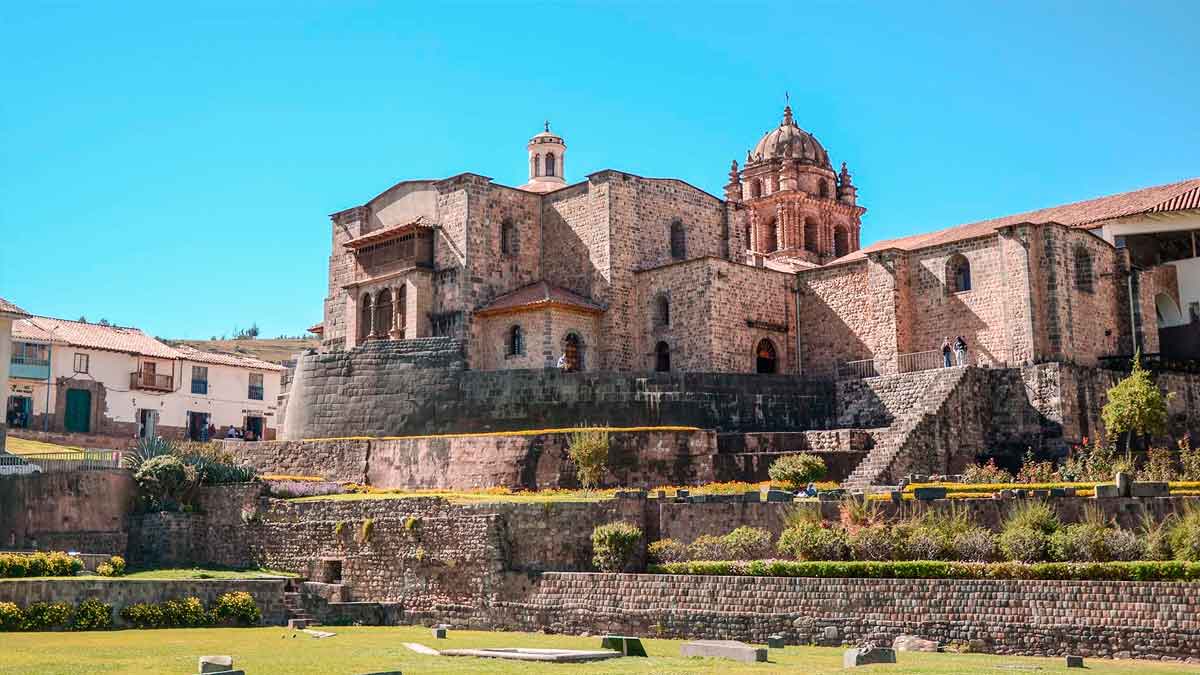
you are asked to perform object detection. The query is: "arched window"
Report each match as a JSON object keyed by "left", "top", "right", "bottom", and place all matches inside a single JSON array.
[
  {"left": 508, "top": 325, "right": 524, "bottom": 356},
  {"left": 655, "top": 294, "right": 670, "bottom": 327},
  {"left": 755, "top": 338, "right": 778, "bottom": 374},
  {"left": 762, "top": 218, "right": 778, "bottom": 253},
  {"left": 1074, "top": 247, "right": 1093, "bottom": 293},
  {"left": 563, "top": 333, "right": 583, "bottom": 372},
  {"left": 669, "top": 220, "right": 686, "bottom": 259},
  {"left": 818, "top": 178, "right": 830, "bottom": 199},
  {"left": 749, "top": 179, "right": 762, "bottom": 198},
  {"left": 534, "top": 154, "right": 542, "bottom": 177},
  {"left": 833, "top": 226, "right": 849, "bottom": 258},
  {"left": 1156, "top": 293, "right": 1184, "bottom": 328},
  {"left": 545, "top": 152, "right": 556, "bottom": 177},
  {"left": 501, "top": 219, "right": 518, "bottom": 256},
  {"left": 803, "top": 218, "right": 819, "bottom": 253},
  {"left": 397, "top": 285, "right": 407, "bottom": 339},
  {"left": 947, "top": 253, "right": 972, "bottom": 293},
  {"left": 359, "top": 293, "right": 374, "bottom": 342},
  {"left": 374, "top": 289, "right": 393, "bottom": 338},
  {"left": 655, "top": 341, "right": 671, "bottom": 372},
  {"left": 530, "top": 155, "right": 537, "bottom": 178}
]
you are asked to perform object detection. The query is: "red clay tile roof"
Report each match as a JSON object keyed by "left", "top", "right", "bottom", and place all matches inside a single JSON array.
[
  {"left": 475, "top": 281, "right": 604, "bottom": 317},
  {"left": 342, "top": 216, "right": 434, "bottom": 249},
  {"left": 11, "top": 319, "right": 59, "bottom": 343},
  {"left": 307, "top": 322, "right": 324, "bottom": 334},
  {"left": 174, "top": 345, "right": 285, "bottom": 372},
  {"left": 0, "top": 298, "right": 29, "bottom": 318},
  {"left": 830, "top": 177, "right": 1200, "bottom": 265},
  {"left": 26, "top": 316, "right": 179, "bottom": 359}
]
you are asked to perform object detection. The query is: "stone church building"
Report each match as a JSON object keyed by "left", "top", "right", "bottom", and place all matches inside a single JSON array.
[{"left": 312, "top": 106, "right": 1200, "bottom": 380}]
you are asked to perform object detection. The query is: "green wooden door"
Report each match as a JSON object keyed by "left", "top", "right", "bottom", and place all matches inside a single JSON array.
[{"left": 64, "top": 389, "right": 91, "bottom": 433}]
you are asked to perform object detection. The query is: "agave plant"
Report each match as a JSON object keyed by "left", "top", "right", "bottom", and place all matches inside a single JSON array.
[{"left": 123, "top": 437, "right": 175, "bottom": 472}]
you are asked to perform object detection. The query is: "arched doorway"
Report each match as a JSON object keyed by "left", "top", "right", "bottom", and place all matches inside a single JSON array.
[
  {"left": 563, "top": 333, "right": 582, "bottom": 372},
  {"left": 755, "top": 338, "right": 778, "bottom": 374},
  {"left": 655, "top": 341, "right": 670, "bottom": 372},
  {"left": 375, "top": 289, "right": 393, "bottom": 338},
  {"left": 358, "top": 294, "right": 374, "bottom": 342}
]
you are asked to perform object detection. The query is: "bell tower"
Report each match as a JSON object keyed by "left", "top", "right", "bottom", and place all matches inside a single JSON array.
[{"left": 521, "top": 121, "right": 567, "bottom": 193}]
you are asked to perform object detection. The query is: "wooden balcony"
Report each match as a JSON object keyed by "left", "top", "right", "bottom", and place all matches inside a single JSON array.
[{"left": 130, "top": 371, "right": 173, "bottom": 392}]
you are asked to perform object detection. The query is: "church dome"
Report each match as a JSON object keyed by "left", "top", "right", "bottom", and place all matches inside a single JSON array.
[{"left": 751, "top": 105, "right": 831, "bottom": 168}]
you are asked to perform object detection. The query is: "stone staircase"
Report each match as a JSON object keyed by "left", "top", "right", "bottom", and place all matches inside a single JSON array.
[
  {"left": 283, "top": 583, "right": 317, "bottom": 629},
  {"left": 840, "top": 367, "right": 973, "bottom": 489}
]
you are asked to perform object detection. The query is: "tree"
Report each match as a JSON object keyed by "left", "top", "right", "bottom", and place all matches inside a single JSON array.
[
  {"left": 1102, "top": 351, "right": 1172, "bottom": 453},
  {"left": 567, "top": 426, "right": 610, "bottom": 490}
]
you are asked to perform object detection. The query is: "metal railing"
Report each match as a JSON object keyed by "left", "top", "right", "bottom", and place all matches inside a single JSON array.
[
  {"left": 0, "top": 451, "right": 125, "bottom": 474},
  {"left": 837, "top": 358, "right": 879, "bottom": 380},
  {"left": 11, "top": 355, "right": 50, "bottom": 366},
  {"left": 130, "top": 372, "right": 173, "bottom": 391},
  {"left": 247, "top": 385, "right": 264, "bottom": 401},
  {"left": 898, "top": 349, "right": 972, "bottom": 373}
]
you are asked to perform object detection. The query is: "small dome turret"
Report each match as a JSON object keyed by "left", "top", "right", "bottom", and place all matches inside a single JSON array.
[
  {"left": 521, "top": 121, "right": 567, "bottom": 193},
  {"left": 749, "top": 105, "right": 831, "bottom": 169}
]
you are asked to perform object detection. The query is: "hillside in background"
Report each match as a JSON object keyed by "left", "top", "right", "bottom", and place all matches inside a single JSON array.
[{"left": 166, "top": 337, "right": 318, "bottom": 364}]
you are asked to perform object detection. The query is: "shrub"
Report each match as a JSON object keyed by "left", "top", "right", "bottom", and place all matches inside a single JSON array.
[
  {"left": 1016, "top": 450, "right": 1059, "bottom": 484},
  {"left": 1141, "top": 511, "right": 1175, "bottom": 561},
  {"left": 687, "top": 535, "right": 725, "bottom": 561},
  {"left": 952, "top": 528, "right": 999, "bottom": 562},
  {"left": 1180, "top": 436, "right": 1200, "bottom": 481},
  {"left": 999, "top": 528, "right": 1049, "bottom": 563},
  {"left": 648, "top": 539, "right": 689, "bottom": 564},
  {"left": 120, "top": 603, "right": 165, "bottom": 629},
  {"left": 777, "top": 522, "right": 848, "bottom": 561},
  {"left": 961, "top": 458, "right": 1013, "bottom": 484},
  {"left": 567, "top": 427, "right": 610, "bottom": 490},
  {"left": 1169, "top": 504, "right": 1200, "bottom": 562},
  {"left": 721, "top": 527, "right": 773, "bottom": 561},
  {"left": 95, "top": 563, "right": 114, "bottom": 577},
  {"left": 899, "top": 527, "right": 948, "bottom": 561},
  {"left": 1003, "top": 501, "right": 1059, "bottom": 535},
  {"left": 359, "top": 518, "right": 374, "bottom": 544},
  {"left": 162, "top": 597, "right": 207, "bottom": 627},
  {"left": 0, "top": 602, "right": 23, "bottom": 631},
  {"left": 1139, "top": 447, "right": 1178, "bottom": 482},
  {"left": 1102, "top": 352, "right": 1172, "bottom": 451},
  {"left": 106, "top": 556, "right": 126, "bottom": 576},
  {"left": 591, "top": 521, "right": 644, "bottom": 572},
  {"left": 21, "top": 602, "right": 73, "bottom": 631},
  {"left": 0, "top": 552, "right": 82, "bottom": 579},
  {"left": 214, "top": 591, "right": 261, "bottom": 626},
  {"left": 767, "top": 453, "right": 827, "bottom": 490},
  {"left": 71, "top": 599, "right": 112, "bottom": 631},
  {"left": 1049, "top": 524, "right": 1112, "bottom": 563},
  {"left": 134, "top": 454, "right": 198, "bottom": 509},
  {"left": 650, "top": 559, "right": 1200, "bottom": 582},
  {"left": 848, "top": 526, "right": 896, "bottom": 561},
  {"left": 1106, "top": 529, "right": 1145, "bottom": 562}
]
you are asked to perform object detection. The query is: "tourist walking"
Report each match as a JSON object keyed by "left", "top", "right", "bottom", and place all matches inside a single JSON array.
[
  {"left": 954, "top": 336, "right": 968, "bottom": 366},
  {"left": 941, "top": 337, "right": 952, "bottom": 368}
]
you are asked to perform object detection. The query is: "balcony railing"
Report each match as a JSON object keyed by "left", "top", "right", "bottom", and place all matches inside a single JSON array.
[
  {"left": 248, "top": 385, "right": 264, "bottom": 401},
  {"left": 130, "top": 372, "right": 173, "bottom": 392},
  {"left": 898, "top": 349, "right": 972, "bottom": 373},
  {"left": 837, "top": 358, "right": 879, "bottom": 380},
  {"left": 10, "top": 358, "right": 50, "bottom": 380}
]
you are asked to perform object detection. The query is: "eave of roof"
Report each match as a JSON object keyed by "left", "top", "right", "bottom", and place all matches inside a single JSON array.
[
  {"left": 343, "top": 216, "right": 435, "bottom": 250},
  {"left": 474, "top": 281, "right": 605, "bottom": 318}
]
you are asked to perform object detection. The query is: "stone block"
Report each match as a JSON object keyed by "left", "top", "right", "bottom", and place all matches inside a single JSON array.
[
  {"left": 1050, "top": 487, "right": 1069, "bottom": 497},
  {"left": 742, "top": 491, "right": 760, "bottom": 503},
  {"left": 893, "top": 635, "right": 938, "bottom": 652},
  {"left": 432, "top": 627, "right": 447, "bottom": 639},
  {"left": 1095, "top": 484, "right": 1121, "bottom": 498},
  {"left": 199, "top": 656, "right": 233, "bottom": 674},
  {"left": 600, "top": 635, "right": 646, "bottom": 657},
  {"left": 823, "top": 626, "right": 840, "bottom": 641},
  {"left": 680, "top": 640, "right": 767, "bottom": 663},
  {"left": 766, "top": 489, "right": 793, "bottom": 503},
  {"left": 1131, "top": 482, "right": 1169, "bottom": 498},
  {"left": 843, "top": 647, "right": 896, "bottom": 667},
  {"left": 1066, "top": 655, "right": 1084, "bottom": 668},
  {"left": 767, "top": 634, "right": 785, "bottom": 649},
  {"left": 1116, "top": 472, "right": 1132, "bottom": 497},
  {"left": 197, "top": 671, "right": 244, "bottom": 675},
  {"left": 913, "top": 487, "right": 946, "bottom": 501}
]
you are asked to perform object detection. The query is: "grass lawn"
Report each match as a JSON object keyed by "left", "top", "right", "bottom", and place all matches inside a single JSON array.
[
  {"left": 1, "top": 625, "right": 1193, "bottom": 675},
  {"left": 4, "top": 437, "right": 82, "bottom": 455},
  {"left": 290, "top": 489, "right": 616, "bottom": 504}
]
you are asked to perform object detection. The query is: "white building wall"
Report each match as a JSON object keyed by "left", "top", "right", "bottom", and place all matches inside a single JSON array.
[{"left": 175, "top": 360, "right": 281, "bottom": 436}]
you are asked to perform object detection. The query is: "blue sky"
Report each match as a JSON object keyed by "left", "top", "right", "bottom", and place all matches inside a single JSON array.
[{"left": 2, "top": 1, "right": 1197, "bottom": 339}]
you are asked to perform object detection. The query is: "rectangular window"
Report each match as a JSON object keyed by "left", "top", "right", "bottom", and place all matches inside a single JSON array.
[
  {"left": 73, "top": 353, "right": 89, "bottom": 373},
  {"left": 12, "top": 342, "right": 49, "bottom": 365},
  {"left": 191, "top": 366, "right": 209, "bottom": 395},
  {"left": 248, "top": 372, "right": 264, "bottom": 400}
]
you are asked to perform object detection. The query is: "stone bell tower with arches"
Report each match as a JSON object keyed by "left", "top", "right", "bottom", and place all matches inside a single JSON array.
[
  {"left": 521, "top": 121, "right": 567, "bottom": 193},
  {"left": 725, "top": 103, "right": 865, "bottom": 265}
]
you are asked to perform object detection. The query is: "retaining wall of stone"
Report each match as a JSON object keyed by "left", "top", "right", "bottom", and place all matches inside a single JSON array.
[
  {"left": 488, "top": 572, "right": 1200, "bottom": 662},
  {"left": 0, "top": 471, "right": 134, "bottom": 552},
  {"left": 0, "top": 578, "right": 287, "bottom": 628}
]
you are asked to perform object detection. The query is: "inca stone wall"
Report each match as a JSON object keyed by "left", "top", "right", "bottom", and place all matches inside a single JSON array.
[
  {"left": 0, "top": 471, "right": 134, "bottom": 552},
  {"left": 493, "top": 573, "right": 1200, "bottom": 662},
  {"left": 282, "top": 338, "right": 836, "bottom": 440}
]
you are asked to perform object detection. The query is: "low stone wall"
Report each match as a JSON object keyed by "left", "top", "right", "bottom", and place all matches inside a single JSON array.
[
  {"left": 489, "top": 572, "right": 1200, "bottom": 661},
  {"left": 226, "top": 429, "right": 716, "bottom": 490},
  {"left": 0, "top": 578, "right": 287, "bottom": 627}
]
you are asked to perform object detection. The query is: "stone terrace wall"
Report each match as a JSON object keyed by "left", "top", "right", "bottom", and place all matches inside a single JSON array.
[
  {"left": 0, "top": 471, "right": 134, "bottom": 552},
  {"left": 283, "top": 339, "right": 837, "bottom": 440},
  {"left": 229, "top": 429, "right": 715, "bottom": 490},
  {"left": 714, "top": 430, "right": 871, "bottom": 482},
  {"left": 492, "top": 573, "right": 1200, "bottom": 661},
  {"left": 0, "top": 579, "right": 286, "bottom": 628}
]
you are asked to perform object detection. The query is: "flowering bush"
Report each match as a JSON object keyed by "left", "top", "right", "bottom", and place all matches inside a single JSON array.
[
  {"left": 1139, "top": 447, "right": 1178, "bottom": 482},
  {"left": 213, "top": 591, "right": 261, "bottom": 626},
  {"left": 647, "top": 539, "right": 689, "bottom": 564},
  {"left": 961, "top": 459, "right": 1013, "bottom": 484},
  {"left": 0, "top": 602, "right": 22, "bottom": 631},
  {"left": 1016, "top": 451, "right": 1059, "bottom": 484},
  {"left": 767, "top": 453, "right": 827, "bottom": 490},
  {"left": 21, "top": 602, "right": 73, "bottom": 631},
  {"left": 96, "top": 556, "right": 126, "bottom": 577},
  {"left": 71, "top": 599, "right": 112, "bottom": 631},
  {"left": 0, "top": 552, "right": 83, "bottom": 579}
]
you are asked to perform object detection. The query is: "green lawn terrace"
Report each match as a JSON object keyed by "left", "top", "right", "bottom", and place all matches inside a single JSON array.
[{"left": 4, "top": 626, "right": 1197, "bottom": 675}]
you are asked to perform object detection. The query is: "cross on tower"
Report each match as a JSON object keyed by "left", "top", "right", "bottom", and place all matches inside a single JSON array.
[{"left": 544, "top": 120, "right": 550, "bottom": 132}]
